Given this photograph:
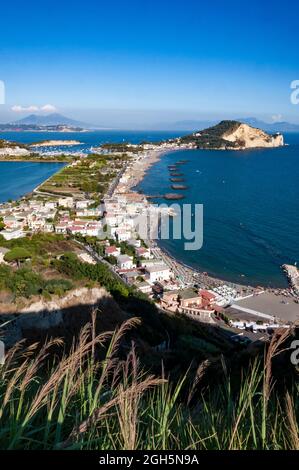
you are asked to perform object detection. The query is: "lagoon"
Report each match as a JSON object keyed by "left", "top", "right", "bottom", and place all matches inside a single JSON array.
[{"left": 0, "top": 161, "right": 65, "bottom": 203}]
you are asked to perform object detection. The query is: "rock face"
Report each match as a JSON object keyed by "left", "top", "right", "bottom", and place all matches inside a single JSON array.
[
  {"left": 0, "top": 146, "right": 30, "bottom": 157},
  {"left": 222, "top": 123, "right": 284, "bottom": 149},
  {"left": 0, "top": 287, "right": 120, "bottom": 347},
  {"left": 180, "top": 120, "right": 284, "bottom": 150}
]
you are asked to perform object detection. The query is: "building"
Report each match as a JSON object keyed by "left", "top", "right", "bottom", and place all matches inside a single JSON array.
[
  {"left": 115, "top": 227, "right": 132, "bottom": 242},
  {"left": 200, "top": 290, "right": 216, "bottom": 305},
  {"left": 58, "top": 197, "right": 74, "bottom": 208},
  {"left": 0, "top": 229, "right": 25, "bottom": 240},
  {"left": 77, "top": 251, "right": 96, "bottom": 264},
  {"left": 136, "top": 247, "right": 152, "bottom": 259},
  {"left": 137, "top": 281, "right": 152, "bottom": 294},
  {"left": 127, "top": 238, "right": 141, "bottom": 248},
  {"left": 145, "top": 264, "right": 171, "bottom": 284},
  {"left": 75, "top": 199, "right": 93, "bottom": 209},
  {"left": 105, "top": 245, "right": 121, "bottom": 257},
  {"left": 117, "top": 254, "right": 135, "bottom": 270},
  {"left": 122, "top": 270, "right": 141, "bottom": 284}
]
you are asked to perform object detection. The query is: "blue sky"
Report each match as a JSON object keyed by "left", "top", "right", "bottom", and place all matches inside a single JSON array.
[{"left": 0, "top": 0, "right": 299, "bottom": 127}]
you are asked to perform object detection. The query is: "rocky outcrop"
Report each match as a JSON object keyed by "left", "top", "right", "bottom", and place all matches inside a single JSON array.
[
  {"left": 180, "top": 120, "right": 284, "bottom": 150},
  {"left": 0, "top": 287, "right": 126, "bottom": 347},
  {"left": 0, "top": 146, "right": 30, "bottom": 157},
  {"left": 222, "top": 123, "right": 284, "bottom": 149}
]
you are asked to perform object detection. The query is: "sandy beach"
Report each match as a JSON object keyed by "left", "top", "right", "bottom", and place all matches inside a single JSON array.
[{"left": 114, "top": 146, "right": 299, "bottom": 307}]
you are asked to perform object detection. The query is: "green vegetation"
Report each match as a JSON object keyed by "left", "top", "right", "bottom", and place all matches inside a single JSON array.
[
  {"left": 38, "top": 153, "right": 127, "bottom": 197},
  {"left": 4, "top": 247, "right": 32, "bottom": 267},
  {"left": 0, "top": 218, "right": 4, "bottom": 231},
  {"left": 180, "top": 120, "right": 244, "bottom": 149},
  {"left": 0, "top": 264, "right": 72, "bottom": 298},
  {"left": 0, "top": 139, "right": 28, "bottom": 149},
  {"left": 53, "top": 252, "right": 130, "bottom": 300},
  {"left": 101, "top": 142, "right": 144, "bottom": 153},
  {"left": 0, "top": 234, "right": 77, "bottom": 298},
  {"left": 0, "top": 319, "right": 297, "bottom": 450}
]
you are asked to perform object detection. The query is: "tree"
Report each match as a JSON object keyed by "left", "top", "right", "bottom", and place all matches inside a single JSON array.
[
  {"left": 0, "top": 217, "right": 5, "bottom": 231},
  {"left": 4, "top": 247, "right": 32, "bottom": 268}
]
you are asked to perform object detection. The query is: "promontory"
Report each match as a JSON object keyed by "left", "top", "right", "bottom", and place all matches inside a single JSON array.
[{"left": 177, "top": 120, "right": 284, "bottom": 150}]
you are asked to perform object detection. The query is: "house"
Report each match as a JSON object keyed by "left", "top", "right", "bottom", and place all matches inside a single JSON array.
[
  {"left": 180, "top": 289, "right": 203, "bottom": 308},
  {"left": 161, "top": 291, "right": 180, "bottom": 311},
  {"left": 75, "top": 199, "right": 93, "bottom": 209},
  {"left": 104, "top": 213, "right": 118, "bottom": 227},
  {"left": 140, "top": 259, "right": 165, "bottom": 268},
  {"left": 44, "top": 201, "right": 57, "bottom": 210},
  {"left": 117, "top": 254, "right": 135, "bottom": 270},
  {"left": 77, "top": 251, "right": 96, "bottom": 265},
  {"left": 199, "top": 290, "right": 216, "bottom": 306},
  {"left": 3, "top": 215, "right": 20, "bottom": 229},
  {"left": 85, "top": 222, "right": 102, "bottom": 236},
  {"left": 0, "top": 229, "right": 25, "bottom": 240},
  {"left": 145, "top": 264, "right": 171, "bottom": 284},
  {"left": 122, "top": 270, "right": 141, "bottom": 284},
  {"left": 135, "top": 247, "right": 152, "bottom": 259},
  {"left": 55, "top": 222, "right": 69, "bottom": 234},
  {"left": 137, "top": 281, "right": 152, "bottom": 294},
  {"left": 58, "top": 197, "right": 74, "bottom": 208},
  {"left": 127, "top": 238, "right": 141, "bottom": 248},
  {"left": 115, "top": 227, "right": 131, "bottom": 242},
  {"left": 105, "top": 245, "right": 121, "bottom": 257}
]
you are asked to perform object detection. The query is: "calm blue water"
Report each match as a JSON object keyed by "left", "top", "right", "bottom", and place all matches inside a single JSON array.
[
  {"left": 1, "top": 130, "right": 298, "bottom": 287},
  {"left": 0, "top": 130, "right": 184, "bottom": 153},
  {"left": 0, "top": 161, "right": 65, "bottom": 203},
  {"left": 137, "top": 133, "right": 299, "bottom": 287},
  {"left": 0, "top": 130, "right": 182, "bottom": 203}
]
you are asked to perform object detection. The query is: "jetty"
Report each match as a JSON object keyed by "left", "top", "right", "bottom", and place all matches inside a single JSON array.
[{"left": 282, "top": 264, "right": 299, "bottom": 296}]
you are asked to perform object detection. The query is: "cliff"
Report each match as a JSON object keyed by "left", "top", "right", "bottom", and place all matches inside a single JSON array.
[
  {"left": 0, "top": 139, "right": 30, "bottom": 157},
  {"left": 180, "top": 120, "right": 284, "bottom": 150}
]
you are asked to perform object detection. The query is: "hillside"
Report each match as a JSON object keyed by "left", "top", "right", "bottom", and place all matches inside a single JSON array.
[
  {"left": 0, "top": 139, "right": 30, "bottom": 157},
  {"left": 180, "top": 120, "right": 284, "bottom": 150}
]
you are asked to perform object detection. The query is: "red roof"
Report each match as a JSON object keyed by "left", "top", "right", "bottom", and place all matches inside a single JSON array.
[
  {"left": 105, "top": 246, "right": 119, "bottom": 254},
  {"left": 200, "top": 290, "right": 216, "bottom": 301}
]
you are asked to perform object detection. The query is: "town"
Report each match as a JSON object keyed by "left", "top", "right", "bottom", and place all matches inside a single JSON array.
[{"left": 0, "top": 140, "right": 298, "bottom": 345}]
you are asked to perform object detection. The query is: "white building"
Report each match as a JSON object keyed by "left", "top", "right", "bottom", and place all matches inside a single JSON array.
[
  {"left": 117, "top": 254, "right": 135, "bottom": 270},
  {"left": 58, "top": 197, "right": 74, "bottom": 208},
  {"left": 136, "top": 247, "right": 152, "bottom": 259},
  {"left": 145, "top": 264, "right": 172, "bottom": 284},
  {"left": 115, "top": 228, "right": 132, "bottom": 242},
  {"left": 76, "top": 199, "right": 93, "bottom": 209},
  {"left": 1, "top": 229, "right": 25, "bottom": 240}
]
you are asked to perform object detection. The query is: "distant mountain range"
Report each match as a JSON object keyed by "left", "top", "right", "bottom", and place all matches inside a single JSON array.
[
  {"left": 170, "top": 118, "right": 299, "bottom": 133},
  {"left": 2, "top": 113, "right": 299, "bottom": 133},
  {"left": 11, "top": 113, "right": 92, "bottom": 128}
]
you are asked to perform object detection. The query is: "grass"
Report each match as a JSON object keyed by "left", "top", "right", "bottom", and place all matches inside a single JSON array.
[{"left": 0, "top": 316, "right": 298, "bottom": 450}]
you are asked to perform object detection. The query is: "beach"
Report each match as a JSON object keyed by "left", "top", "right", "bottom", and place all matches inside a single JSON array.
[{"left": 113, "top": 145, "right": 299, "bottom": 311}]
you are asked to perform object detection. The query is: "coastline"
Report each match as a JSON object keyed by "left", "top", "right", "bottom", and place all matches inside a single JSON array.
[{"left": 119, "top": 147, "right": 293, "bottom": 296}]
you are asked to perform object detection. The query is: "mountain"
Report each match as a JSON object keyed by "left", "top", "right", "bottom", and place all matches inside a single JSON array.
[
  {"left": 238, "top": 117, "right": 299, "bottom": 133},
  {"left": 179, "top": 120, "right": 284, "bottom": 150},
  {"left": 11, "top": 113, "right": 92, "bottom": 128}
]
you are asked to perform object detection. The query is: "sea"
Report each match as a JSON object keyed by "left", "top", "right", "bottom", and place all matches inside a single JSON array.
[{"left": 1, "top": 130, "right": 299, "bottom": 287}]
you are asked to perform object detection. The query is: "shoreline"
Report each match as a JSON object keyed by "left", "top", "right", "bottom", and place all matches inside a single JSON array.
[
  {"left": 0, "top": 141, "right": 296, "bottom": 299},
  {"left": 0, "top": 158, "right": 69, "bottom": 163},
  {"left": 118, "top": 147, "right": 294, "bottom": 295}
]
